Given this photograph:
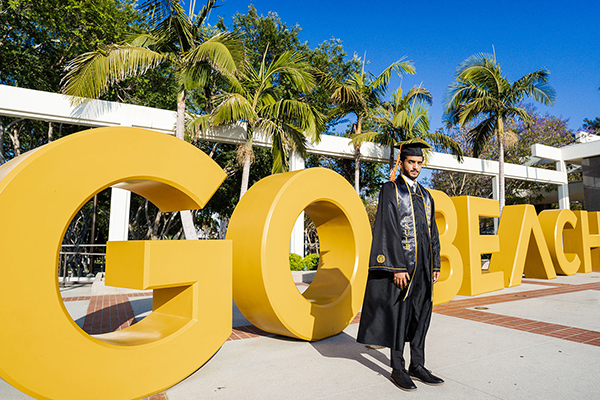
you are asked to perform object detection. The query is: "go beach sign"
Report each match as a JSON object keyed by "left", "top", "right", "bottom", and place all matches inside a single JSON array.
[{"left": 0, "top": 127, "right": 597, "bottom": 400}]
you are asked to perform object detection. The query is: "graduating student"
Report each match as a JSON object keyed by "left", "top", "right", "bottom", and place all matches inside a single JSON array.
[{"left": 357, "top": 141, "right": 444, "bottom": 391}]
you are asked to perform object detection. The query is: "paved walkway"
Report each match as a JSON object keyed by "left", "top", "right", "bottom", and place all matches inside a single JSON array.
[{"left": 1, "top": 272, "right": 599, "bottom": 399}]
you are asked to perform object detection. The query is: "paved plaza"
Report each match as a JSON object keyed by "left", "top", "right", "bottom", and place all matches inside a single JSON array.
[{"left": 1, "top": 272, "right": 599, "bottom": 399}]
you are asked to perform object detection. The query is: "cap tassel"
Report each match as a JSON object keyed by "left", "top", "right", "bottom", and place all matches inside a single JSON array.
[{"left": 389, "top": 144, "right": 403, "bottom": 182}]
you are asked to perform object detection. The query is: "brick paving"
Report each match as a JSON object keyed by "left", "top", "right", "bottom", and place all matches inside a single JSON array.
[
  {"left": 69, "top": 281, "right": 600, "bottom": 345},
  {"left": 432, "top": 281, "right": 600, "bottom": 347},
  {"left": 77, "top": 292, "right": 152, "bottom": 335}
]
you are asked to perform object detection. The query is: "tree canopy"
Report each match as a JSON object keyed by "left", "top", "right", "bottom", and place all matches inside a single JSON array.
[{"left": 431, "top": 108, "right": 575, "bottom": 206}]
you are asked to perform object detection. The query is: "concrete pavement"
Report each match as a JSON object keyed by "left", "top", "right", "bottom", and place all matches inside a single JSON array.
[{"left": 0, "top": 272, "right": 598, "bottom": 399}]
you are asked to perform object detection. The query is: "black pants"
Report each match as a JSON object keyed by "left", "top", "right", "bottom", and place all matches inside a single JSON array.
[
  {"left": 390, "top": 344, "right": 425, "bottom": 370},
  {"left": 390, "top": 255, "right": 431, "bottom": 370}
]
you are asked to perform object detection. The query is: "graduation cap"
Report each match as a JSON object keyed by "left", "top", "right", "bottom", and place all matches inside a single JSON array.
[
  {"left": 390, "top": 141, "right": 431, "bottom": 182},
  {"left": 395, "top": 141, "right": 431, "bottom": 159}
]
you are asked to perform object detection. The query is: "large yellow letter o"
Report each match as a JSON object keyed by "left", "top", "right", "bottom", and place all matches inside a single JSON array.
[
  {"left": 0, "top": 127, "right": 231, "bottom": 400},
  {"left": 226, "top": 168, "right": 371, "bottom": 341}
]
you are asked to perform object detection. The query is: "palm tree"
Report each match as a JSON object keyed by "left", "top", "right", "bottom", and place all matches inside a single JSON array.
[
  {"left": 330, "top": 58, "right": 415, "bottom": 193},
  {"left": 61, "top": 0, "right": 245, "bottom": 239},
  {"left": 353, "top": 85, "right": 463, "bottom": 173},
  {"left": 444, "top": 53, "right": 555, "bottom": 213},
  {"left": 194, "top": 49, "right": 325, "bottom": 198},
  {"left": 62, "top": 0, "right": 244, "bottom": 139}
]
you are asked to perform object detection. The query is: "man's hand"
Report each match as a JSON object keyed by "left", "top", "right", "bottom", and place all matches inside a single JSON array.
[
  {"left": 433, "top": 271, "right": 440, "bottom": 284},
  {"left": 393, "top": 272, "right": 410, "bottom": 289}
]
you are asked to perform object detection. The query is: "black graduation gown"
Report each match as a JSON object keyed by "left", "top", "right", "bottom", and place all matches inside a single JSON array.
[{"left": 357, "top": 178, "right": 440, "bottom": 351}]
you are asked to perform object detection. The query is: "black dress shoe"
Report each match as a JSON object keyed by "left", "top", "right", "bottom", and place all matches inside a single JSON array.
[
  {"left": 408, "top": 364, "right": 444, "bottom": 385},
  {"left": 390, "top": 368, "right": 417, "bottom": 391}
]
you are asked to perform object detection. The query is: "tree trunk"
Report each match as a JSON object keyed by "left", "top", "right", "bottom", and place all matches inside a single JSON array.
[
  {"left": 180, "top": 210, "right": 198, "bottom": 240},
  {"left": 176, "top": 90, "right": 186, "bottom": 140},
  {"left": 354, "top": 144, "right": 361, "bottom": 193},
  {"left": 240, "top": 151, "right": 252, "bottom": 198},
  {"left": 8, "top": 124, "right": 21, "bottom": 157},
  {"left": 498, "top": 140, "right": 505, "bottom": 215},
  {"left": 175, "top": 89, "right": 198, "bottom": 239},
  {"left": 353, "top": 118, "right": 362, "bottom": 193},
  {"left": 0, "top": 120, "right": 5, "bottom": 165},
  {"left": 498, "top": 118, "right": 506, "bottom": 216},
  {"left": 48, "top": 122, "right": 54, "bottom": 143}
]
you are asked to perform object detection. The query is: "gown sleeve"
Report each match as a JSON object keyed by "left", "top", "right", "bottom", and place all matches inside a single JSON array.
[{"left": 368, "top": 181, "right": 406, "bottom": 273}]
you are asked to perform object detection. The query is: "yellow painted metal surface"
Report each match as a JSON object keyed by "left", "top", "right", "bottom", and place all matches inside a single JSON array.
[
  {"left": 451, "top": 196, "right": 503, "bottom": 296},
  {"left": 564, "top": 211, "right": 600, "bottom": 273},
  {"left": 226, "top": 168, "right": 371, "bottom": 341},
  {"left": 0, "top": 127, "right": 231, "bottom": 400},
  {"left": 538, "top": 209, "right": 580, "bottom": 275},
  {"left": 429, "top": 189, "right": 463, "bottom": 305},
  {"left": 490, "top": 205, "right": 556, "bottom": 287}
]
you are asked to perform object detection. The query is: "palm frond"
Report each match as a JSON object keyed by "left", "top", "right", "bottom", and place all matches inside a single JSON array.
[
  {"left": 424, "top": 131, "right": 464, "bottom": 162},
  {"left": 211, "top": 93, "right": 257, "bottom": 126},
  {"left": 405, "top": 85, "right": 433, "bottom": 106},
  {"left": 139, "top": 0, "right": 195, "bottom": 52},
  {"left": 192, "top": 0, "right": 217, "bottom": 29},
  {"left": 352, "top": 131, "right": 393, "bottom": 147},
  {"left": 331, "top": 84, "right": 366, "bottom": 108},
  {"left": 62, "top": 45, "right": 166, "bottom": 104},
  {"left": 182, "top": 32, "right": 245, "bottom": 89},
  {"left": 510, "top": 68, "right": 555, "bottom": 106},
  {"left": 372, "top": 57, "right": 416, "bottom": 89},
  {"left": 312, "top": 68, "right": 339, "bottom": 91},
  {"left": 187, "top": 112, "right": 211, "bottom": 138},
  {"left": 185, "top": 32, "right": 245, "bottom": 76},
  {"left": 469, "top": 117, "right": 497, "bottom": 157},
  {"left": 260, "top": 99, "right": 323, "bottom": 142},
  {"left": 265, "top": 51, "right": 315, "bottom": 94}
]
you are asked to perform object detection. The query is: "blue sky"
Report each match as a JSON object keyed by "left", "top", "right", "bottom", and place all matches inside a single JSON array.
[{"left": 195, "top": 0, "right": 600, "bottom": 132}]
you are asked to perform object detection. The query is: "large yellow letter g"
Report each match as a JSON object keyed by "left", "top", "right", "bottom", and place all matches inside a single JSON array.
[{"left": 0, "top": 127, "right": 231, "bottom": 400}]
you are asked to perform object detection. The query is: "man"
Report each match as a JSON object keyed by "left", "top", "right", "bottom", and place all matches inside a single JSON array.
[{"left": 357, "top": 142, "right": 444, "bottom": 391}]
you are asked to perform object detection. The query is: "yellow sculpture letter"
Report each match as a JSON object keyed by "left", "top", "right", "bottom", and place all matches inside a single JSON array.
[
  {"left": 490, "top": 205, "right": 556, "bottom": 286},
  {"left": 428, "top": 189, "right": 463, "bottom": 305},
  {"left": 452, "top": 196, "right": 503, "bottom": 296},
  {"left": 226, "top": 168, "right": 371, "bottom": 341},
  {"left": 563, "top": 211, "right": 600, "bottom": 273},
  {"left": 0, "top": 127, "right": 231, "bottom": 400},
  {"left": 538, "top": 209, "right": 580, "bottom": 275}
]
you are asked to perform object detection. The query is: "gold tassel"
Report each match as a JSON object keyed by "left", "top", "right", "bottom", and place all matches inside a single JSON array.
[{"left": 389, "top": 144, "right": 403, "bottom": 182}]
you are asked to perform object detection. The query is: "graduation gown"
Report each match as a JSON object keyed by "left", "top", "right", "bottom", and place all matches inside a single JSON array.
[{"left": 357, "top": 177, "right": 441, "bottom": 351}]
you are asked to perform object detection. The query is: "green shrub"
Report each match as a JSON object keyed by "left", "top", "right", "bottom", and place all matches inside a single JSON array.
[
  {"left": 303, "top": 253, "right": 320, "bottom": 270},
  {"left": 289, "top": 253, "right": 320, "bottom": 271},
  {"left": 289, "top": 253, "right": 304, "bottom": 271}
]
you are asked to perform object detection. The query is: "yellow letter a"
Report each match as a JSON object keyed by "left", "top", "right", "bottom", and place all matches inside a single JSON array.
[{"left": 490, "top": 205, "right": 556, "bottom": 287}]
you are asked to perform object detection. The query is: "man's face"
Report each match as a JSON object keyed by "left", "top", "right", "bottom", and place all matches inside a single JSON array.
[{"left": 401, "top": 156, "right": 423, "bottom": 181}]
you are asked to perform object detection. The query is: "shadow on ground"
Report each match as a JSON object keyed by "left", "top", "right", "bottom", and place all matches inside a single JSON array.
[{"left": 310, "top": 331, "right": 390, "bottom": 377}]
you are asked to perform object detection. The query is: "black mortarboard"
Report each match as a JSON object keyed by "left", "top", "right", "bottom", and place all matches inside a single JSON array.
[{"left": 398, "top": 141, "right": 431, "bottom": 159}]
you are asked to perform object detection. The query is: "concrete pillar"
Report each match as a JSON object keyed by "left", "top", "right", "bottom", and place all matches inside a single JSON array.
[
  {"left": 108, "top": 187, "right": 131, "bottom": 241},
  {"left": 556, "top": 160, "right": 570, "bottom": 209},
  {"left": 289, "top": 150, "right": 305, "bottom": 257}
]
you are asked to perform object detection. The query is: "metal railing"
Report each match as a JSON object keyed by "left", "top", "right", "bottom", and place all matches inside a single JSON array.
[{"left": 59, "top": 244, "right": 106, "bottom": 284}]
